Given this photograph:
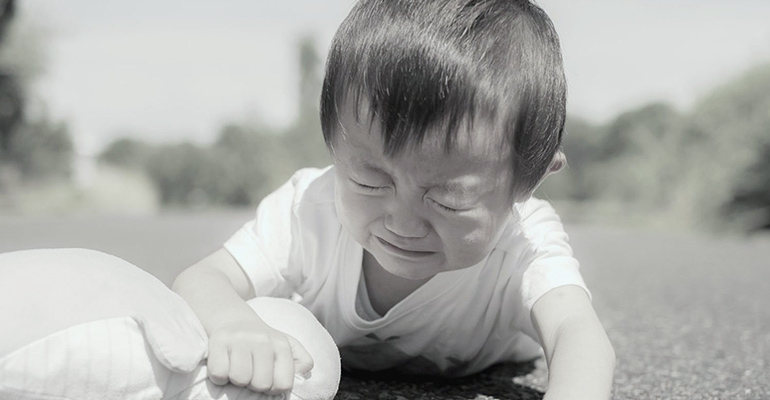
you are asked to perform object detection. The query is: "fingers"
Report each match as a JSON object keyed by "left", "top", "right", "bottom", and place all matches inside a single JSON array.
[
  {"left": 207, "top": 332, "right": 304, "bottom": 395},
  {"left": 287, "top": 335, "right": 315, "bottom": 376},
  {"left": 228, "top": 347, "right": 254, "bottom": 387},
  {"left": 247, "top": 342, "right": 274, "bottom": 393},
  {"left": 206, "top": 343, "right": 230, "bottom": 386},
  {"left": 269, "top": 339, "right": 295, "bottom": 393},
  {"left": 209, "top": 344, "right": 255, "bottom": 388}
]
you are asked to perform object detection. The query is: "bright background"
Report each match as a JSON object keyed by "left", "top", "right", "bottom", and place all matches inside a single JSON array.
[
  {"left": 23, "top": 0, "right": 770, "bottom": 152},
  {"left": 1, "top": 0, "right": 770, "bottom": 234}
]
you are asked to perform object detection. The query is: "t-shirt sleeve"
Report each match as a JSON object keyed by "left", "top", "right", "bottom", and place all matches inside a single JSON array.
[
  {"left": 510, "top": 198, "right": 591, "bottom": 341},
  {"left": 222, "top": 170, "right": 312, "bottom": 298}
]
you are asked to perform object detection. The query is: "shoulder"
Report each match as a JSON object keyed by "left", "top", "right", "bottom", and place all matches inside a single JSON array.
[
  {"left": 281, "top": 166, "right": 338, "bottom": 223},
  {"left": 260, "top": 166, "right": 344, "bottom": 258},
  {"left": 495, "top": 197, "right": 570, "bottom": 256},
  {"left": 257, "top": 166, "right": 336, "bottom": 216},
  {"left": 247, "top": 166, "right": 337, "bottom": 244},
  {"left": 283, "top": 166, "right": 336, "bottom": 206},
  {"left": 514, "top": 197, "right": 563, "bottom": 234},
  {"left": 229, "top": 166, "right": 341, "bottom": 293}
]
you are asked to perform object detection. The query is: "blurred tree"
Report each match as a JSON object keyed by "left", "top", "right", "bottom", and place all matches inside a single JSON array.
[
  {"left": 0, "top": 0, "right": 20, "bottom": 159},
  {"left": 213, "top": 123, "right": 293, "bottom": 205},
  {"left": 145, "top": 142, "right": 218, "bottom": 207},
  {"left": 597, "top": 102, "right": 685, "bottom": 205},
  {"left": 6, "top": 113, "right": 73, "bottom": 180},
  {"left": 0, "top": 0, "right": 47, "bottom": 89},
  {"left": 725, "top": 142, "right": 770, "bottom": 231},
  {"left": 0, "top": 0, "right": 14, "bottom": 41},
  {"left": 99, "top": 35, "right": 333, "bottom": 208},
  {"left": 98, "top": 138, "right": 153, "bottom": 170},
  {"left": 297, "top": 35, "right": 322, "bottom": 125},
  {"left": 679, "top": 63, "right": 770, "bottom": 230},
  {"left": 0, "top": 0, "right": 72, "bottom": 186},
  {"left": 122, "top": 124, "right": 297, "bottom": 208},
  {"left": 538, "top": 103, "right": 685, "bottom": 209},
  {"left": 601, "top": 102, "right": 681, "bottom": 160},
  {"left": 0, "top": 62, "right": 21, "bottom": 157},
  {"left": 283, "top": 35, "right": 331, "bottom": 169}
]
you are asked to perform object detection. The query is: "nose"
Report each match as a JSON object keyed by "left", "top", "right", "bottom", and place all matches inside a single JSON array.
[{"left": 384, "top": 201, "right": 430, "bottom": 239}]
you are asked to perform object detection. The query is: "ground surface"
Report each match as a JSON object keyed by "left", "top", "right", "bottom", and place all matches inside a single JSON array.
[{"left": 1, "top": 211, "right": 768, "bottom": 399}]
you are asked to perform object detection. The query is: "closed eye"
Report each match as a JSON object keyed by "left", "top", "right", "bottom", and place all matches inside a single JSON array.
[
  {"left": 428, "top": 198, "right": 459, "bottom": 213},
  {"left": 350, "top": 179, "right": 387, "bottom": 192}
]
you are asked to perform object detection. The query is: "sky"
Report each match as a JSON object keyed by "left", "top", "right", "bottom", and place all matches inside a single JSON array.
[{"left": 15, "top": 0, "right": 770, "bottom": 155}]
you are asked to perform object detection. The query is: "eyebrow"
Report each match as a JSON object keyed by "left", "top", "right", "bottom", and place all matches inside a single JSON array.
[
  {"left": 434, "top": 181, "right": 481, "bottom": 197},
  {"left": 353, "top": 160, "right": 387, "bottom": 175},
  {"left": 363, "top": 161, "right": 385, "bottom": 172}
]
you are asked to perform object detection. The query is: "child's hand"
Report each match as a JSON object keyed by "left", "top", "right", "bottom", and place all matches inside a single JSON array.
[{"left": 206, "top": 318, "right": 314, "bottom": 394}]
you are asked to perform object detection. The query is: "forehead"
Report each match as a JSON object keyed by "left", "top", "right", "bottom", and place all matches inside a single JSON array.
[{"left": 333, "top": 99, "right": 512, "bottom": 186}]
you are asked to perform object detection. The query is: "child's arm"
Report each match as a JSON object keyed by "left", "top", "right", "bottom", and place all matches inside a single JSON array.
[
  {"left": 172, "top": 248, "right": 314, "bottom": 394},
  {"left": 531, "top": 285, "right": 616, "bottom": 400}
]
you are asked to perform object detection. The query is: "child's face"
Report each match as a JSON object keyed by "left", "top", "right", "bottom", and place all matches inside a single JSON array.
[{"left": 331, "top": 104, "right": 515, "bottom": 281}]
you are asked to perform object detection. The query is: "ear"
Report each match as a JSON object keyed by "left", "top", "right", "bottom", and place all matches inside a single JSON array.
[
  {"left": 517, "top": 151, "right": 568, "bottom": 203},
  {"left": 546, "top": 150, "right": 566, "bottom": 176}
]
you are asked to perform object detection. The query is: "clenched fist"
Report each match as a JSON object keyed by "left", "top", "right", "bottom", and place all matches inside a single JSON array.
[{"left": 206, "top": 318, "right": 314, "bottom": 395}]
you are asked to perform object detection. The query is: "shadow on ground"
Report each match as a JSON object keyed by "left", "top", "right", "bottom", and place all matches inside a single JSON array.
[{"left": 336, "top": 361, "right": 544, "bottom": 400}]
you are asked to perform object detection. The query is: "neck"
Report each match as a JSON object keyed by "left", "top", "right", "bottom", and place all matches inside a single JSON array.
[{"left": 361, "top": 251, "right": 430, "bottom": 316}]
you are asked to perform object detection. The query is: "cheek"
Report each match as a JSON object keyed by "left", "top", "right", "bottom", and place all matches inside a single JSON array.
[
  {"left": 439, "top": 211, "right": 510, "bottom": 266},
  {"left": 334, "top": 184, "right": 379, "bottom": 231}
]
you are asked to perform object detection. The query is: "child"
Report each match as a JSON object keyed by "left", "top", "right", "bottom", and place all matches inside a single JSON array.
[{"left": 173, "top": 0, "right": 616, "bottom": 398}]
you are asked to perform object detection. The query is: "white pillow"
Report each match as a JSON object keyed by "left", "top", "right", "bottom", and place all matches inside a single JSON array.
[{"left": 0, "top": 249, "right": 340, "bottom": 400}]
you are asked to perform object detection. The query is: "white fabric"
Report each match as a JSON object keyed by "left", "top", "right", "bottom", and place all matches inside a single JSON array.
[
  {"left": 0, "top": 249, "right": 340, "bottom": 400},
  {"left": 224, "top": 166, "right": 591, "bottom": 376},
  {"left": 0, "top": 248, "right": 207, "bottom": 370}
]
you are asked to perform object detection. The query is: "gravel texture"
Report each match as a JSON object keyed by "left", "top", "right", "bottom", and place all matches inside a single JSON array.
[
  {"left": 571, "top": 227, "right": 770, "bottom": 400},
  {"left": 335, "top": 361, "right": 547, "bottom": 400},
  {"left": 1, "top": 213, "right": 768, "bottom": 399}
]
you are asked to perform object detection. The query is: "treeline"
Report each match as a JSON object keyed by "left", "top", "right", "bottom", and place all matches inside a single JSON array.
[
  {"left": 95, "top": 61, "right": 770, "bottom": 232},
  {"left": 98, "top": 118, "right": 330, "bottom": 208},
  {"left": 536, "top": 63, "right": 770, "bottom": 232},
  {"left": 97, "top": 37, "right": 330, "bottom": 208},
  {"left": 0, "top": 0, "right": 74, "bottom": 186}
]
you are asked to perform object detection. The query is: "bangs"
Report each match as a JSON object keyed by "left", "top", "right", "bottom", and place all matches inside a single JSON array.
[
  {"left": 351, "top": 55, "right": 479, "bottom": 156},
  {"left": 326, "top": 40, "right": 502, "bottom": 157},
  {"left": 321, "top": 1, "right": 513, "bottom": 157}
]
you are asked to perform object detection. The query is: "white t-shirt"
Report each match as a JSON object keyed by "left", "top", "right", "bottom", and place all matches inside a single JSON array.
[{"left": 224, "top": 166, "right": 590, "bottom": 376}]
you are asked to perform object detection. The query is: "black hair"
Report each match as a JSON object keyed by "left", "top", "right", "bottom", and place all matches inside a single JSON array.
[{"left": 321, "top": 0, "right": 567, "bottom": 201}]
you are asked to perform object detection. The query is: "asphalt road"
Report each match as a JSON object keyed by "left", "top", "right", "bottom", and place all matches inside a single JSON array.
[{"left": 1, "top": 212, "right": 768, "bottom": 399}]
